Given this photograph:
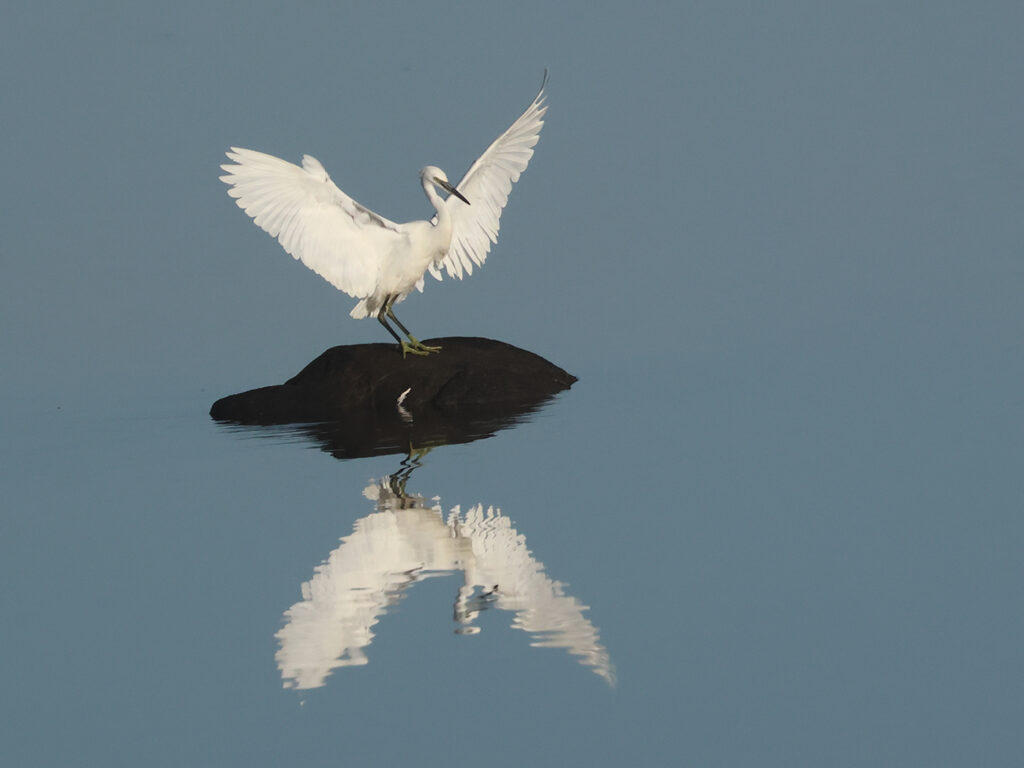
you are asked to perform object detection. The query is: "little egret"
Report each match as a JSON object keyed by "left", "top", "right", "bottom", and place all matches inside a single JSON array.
[{"left": 220, "top": 72, "right": 548, "bottom": 357}]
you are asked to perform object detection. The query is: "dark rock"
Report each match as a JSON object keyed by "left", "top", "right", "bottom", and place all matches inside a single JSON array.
[{"left": 210, "top": 337, "right": 577, "bottom": 459}]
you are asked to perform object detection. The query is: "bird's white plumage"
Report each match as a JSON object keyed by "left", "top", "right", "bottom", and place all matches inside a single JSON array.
[
  {"left": 219, "top": 74, "right": 547, "bottom": 334},
  {"left": 430, "top": 73, "right": 548, "bottom": 280},
  {"left": 220, "top": 148, "right": 404, "bottom": 304}
]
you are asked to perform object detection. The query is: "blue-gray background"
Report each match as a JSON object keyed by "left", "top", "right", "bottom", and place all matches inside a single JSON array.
[{"left": 2, "top": 2, "right": 1022, "bottom": 766}]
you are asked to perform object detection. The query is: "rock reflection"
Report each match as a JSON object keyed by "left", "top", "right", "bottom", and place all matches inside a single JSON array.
[
  {"left": 211, "top": 338, "right": 577, "bottom": 460},
  {"left": 275, "top": 463, "right": 614, "bottom": 689}
]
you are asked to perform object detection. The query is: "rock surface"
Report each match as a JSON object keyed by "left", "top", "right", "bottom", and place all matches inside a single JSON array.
[{"left": 209, "top": 337, "right": 577, "bottom": 459}]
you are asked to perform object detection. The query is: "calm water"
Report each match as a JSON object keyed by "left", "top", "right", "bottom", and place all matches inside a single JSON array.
[
  {"left": 5, "top": 344, "right": 1021, "bottom": 766},
  {"left": 3, "top": 2, "right": 1023, "bottom": 766}
]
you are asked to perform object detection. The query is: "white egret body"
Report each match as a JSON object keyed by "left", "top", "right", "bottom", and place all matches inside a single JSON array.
[{"left": 220, "top": 73, "right": 548, "bottom": 356}]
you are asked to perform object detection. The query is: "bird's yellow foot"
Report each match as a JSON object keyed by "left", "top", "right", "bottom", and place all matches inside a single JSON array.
[
  {"left": 406, "top": 444, "right": 435, "bottom": 462},
  {"left": 400, "top": 341, "right": 431, "bottom": 358},
  {"left": 406, "top": 336, "right": 442, "bottom": 354}
]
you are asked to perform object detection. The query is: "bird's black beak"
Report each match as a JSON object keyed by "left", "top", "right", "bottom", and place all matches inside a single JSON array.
[{"left": 438, "top": 178, "right": 470, "bottom": 205}]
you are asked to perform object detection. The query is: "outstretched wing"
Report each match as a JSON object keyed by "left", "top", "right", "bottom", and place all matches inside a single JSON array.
[
  {"left": 220, "top": 147, "right": 404, "bottom": 299},
  {"left": 430, "top": 72, "right": 548, "bottom": 280}
]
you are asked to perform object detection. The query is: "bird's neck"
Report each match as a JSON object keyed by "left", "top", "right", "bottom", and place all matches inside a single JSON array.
[{"left": 423, "top": 182, "right": 449, "bottom": 226}]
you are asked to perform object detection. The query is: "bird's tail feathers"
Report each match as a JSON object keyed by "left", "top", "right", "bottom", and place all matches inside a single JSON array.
[{"left": 350, "top": 299, "right": 370, "bottom": 319}]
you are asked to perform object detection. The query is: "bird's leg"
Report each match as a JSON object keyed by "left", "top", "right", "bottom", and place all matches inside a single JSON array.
[
  {"left": 378, "top": 305, "right": 427, "bottom": 358},
  {"left": 378, "top": 298, "right": 430, "bottom": 358},
  {"left": 386, "top": 302, "right": 441, "bottom": 353}
]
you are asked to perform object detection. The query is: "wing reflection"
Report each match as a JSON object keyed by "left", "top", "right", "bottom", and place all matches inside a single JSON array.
[{"left": 275, "top": 464, "right": 615, "bottom": 689}]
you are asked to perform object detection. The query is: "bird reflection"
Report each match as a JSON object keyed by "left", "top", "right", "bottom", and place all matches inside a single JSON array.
[{"left": 275, "top": 460, "right": 614, "bottom": 689}]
